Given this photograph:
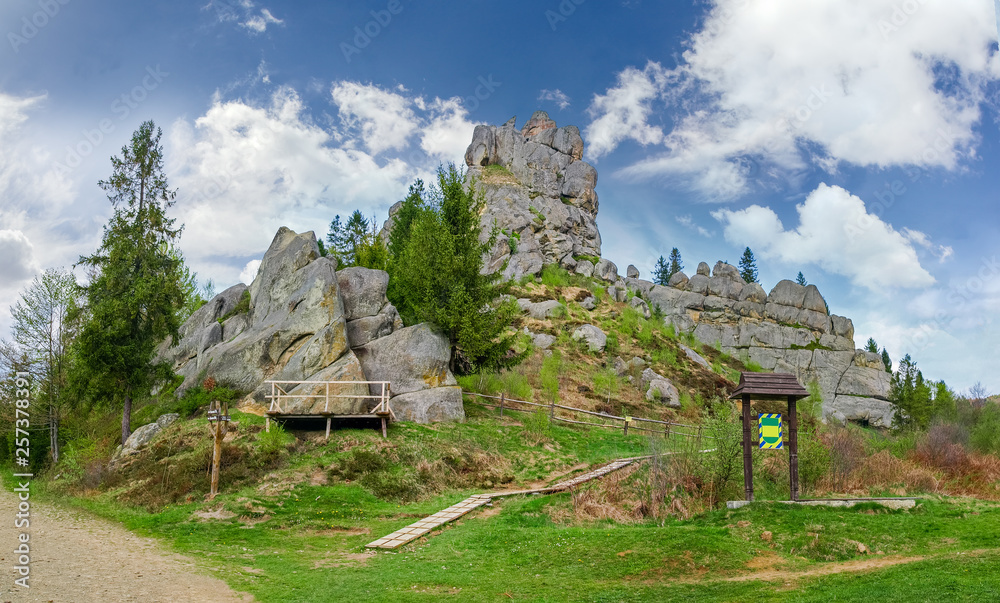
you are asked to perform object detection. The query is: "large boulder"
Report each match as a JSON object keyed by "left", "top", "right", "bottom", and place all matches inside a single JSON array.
[
  {"left": 389, "top": 387, "right": 465, "bottom": 423},
  {"left": 642, "top": 369, "right": 680, "bottom": 407},
  {"left": 337, "top": 267, "right": 389, "bottom": 320},
  {"left": 572, "top": 324, "right": 607, "bottom": 352},
  {"left": 354, "top": 323, "right": 458, "bottom": 397}
]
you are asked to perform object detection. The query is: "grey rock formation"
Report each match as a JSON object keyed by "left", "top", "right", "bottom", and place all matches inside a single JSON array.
[
  {"left": 679, "top": 344, "right": 711, "bottom": 369},
  {"left": 575, "top": 260, "right": 595, "bottom": 278},
  {"left": 645, "top": 259, "right": 892, "bottom": 424},
  {"left": 156, "top": 227, "right": 462, "bottom": 423},
  {"left": 614, "top": 356, "right": 647, "bottom": 377},
  {"left": 112, "top": 414, "right": 179, "bottom": 463},
  {"left": 642, "top": 368, "right": 680, "bottom": 407},
  {"left": 389, "top": 387, "right": 465, "bottom": 423},
  {"left": 629, "top": 296, "right": 651, "bottom": 319},
  {"left": 668, "top": 272, "right": 689, "bottom": 289},
  {"left": 572, "top": 324, "right": 607, "bottom": 352},
  {"left": 517, "top": 298, "right": 565, "bottom": 320},
  {"left": 531, "top": 333, "right": 557, "bottom": 350},
  {"left": 579, "top": 296, "right": 597, "bottom": 310},
  {"left": 595, "top": 259, "right": 619, "bottom": 283},
  {"left": 462, "top": 112, "right": 602, "bottom": 278},
  {"left": 626, "top": 264, "right": 639, "bottom": 279},
  {"left": 354, "top": 323, "right": 457, "bottom": 397}
]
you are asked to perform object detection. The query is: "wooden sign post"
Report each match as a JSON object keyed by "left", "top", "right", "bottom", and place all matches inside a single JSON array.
[
  {"left": 730, "top": 373, "right": 809, "bottom": 503},
  {"left": 207, "top": 400, "right": 231, "bottom": 499}
]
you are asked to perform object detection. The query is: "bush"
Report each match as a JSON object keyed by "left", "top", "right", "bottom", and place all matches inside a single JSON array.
[
  {"left": 257, "top": 422, "right": 293, "bottom": 455},
  {"left": 971, "top": 404, "right": 1000, "bottom": 454}
]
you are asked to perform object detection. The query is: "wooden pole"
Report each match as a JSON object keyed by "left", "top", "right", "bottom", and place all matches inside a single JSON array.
[
  {"left": 787, "top": 395, "right": 800, "bottom": 502},
  {"left": 499, "top": 392, "right": 505, "bottom": 418},
  {"left": 325, "top": 417, "right": 332, "bottom": 441},
  {"left": 623, "top": 417, "right": 629, "bottom": 436},
  {"left": 210, "top": 402, "right": 223, "bottom": 499},
  {"left": 741, "top": 394, "right": 754, "bottom": 502}
]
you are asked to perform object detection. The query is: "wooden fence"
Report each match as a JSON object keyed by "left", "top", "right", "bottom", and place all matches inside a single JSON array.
[{"left": 462, "top": 391, "right": 715, "bottom": 441}]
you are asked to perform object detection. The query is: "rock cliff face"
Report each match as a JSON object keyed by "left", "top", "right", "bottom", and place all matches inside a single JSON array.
[
  {"left": 464, "top": 111, "right": 602, "bottom": 280},
  {"left": 156, "top": 227, "right": 463, "bottom": 423},
  {"left": 624, "top": 261, "right": 895, "bottom": 426}
]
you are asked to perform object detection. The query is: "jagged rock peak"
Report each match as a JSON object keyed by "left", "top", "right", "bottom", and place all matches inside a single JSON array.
[{"left": 465, "top": 111, "right": 601, "bottom": 281}]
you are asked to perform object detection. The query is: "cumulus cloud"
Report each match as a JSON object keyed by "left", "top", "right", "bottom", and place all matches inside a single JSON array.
[
  {"left": 711, "top": 183, "right": 935, "bottom": 289},
  {"left": 0, "top": 230, "right": 37, "bottom": 284},
  {"left": 168, "top": 82, "right": 481, "bottom": 287},
  {"left": 331, "top": 82, "right": 419, "bottom": 155},
  {"left": 538, "top": 89, "right": 571, "bottom": 110},
  {"left": 585, "top": 62, "right": 668, "bottom": 158},
  {"left": 239, "top": 259, "right": 262, "bottom": 285},
  {"left": 588, "top": 0, "right": 999, "bottom": 198}
]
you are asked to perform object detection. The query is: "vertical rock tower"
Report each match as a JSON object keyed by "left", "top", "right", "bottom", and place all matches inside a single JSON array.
[{"left": 464, "top": 111, "right": 602, "bottom": 280}]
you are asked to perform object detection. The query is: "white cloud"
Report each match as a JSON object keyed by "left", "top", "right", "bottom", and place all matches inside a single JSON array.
[
  {"left": 711, "top": 183, "right": 935, "bottom": 290},
  {"left": 903, "top": 228, "right": 955, "bottom": 263},
  {"left": 0, "top": 230, "right": 37, "bottom": 284},
  {"left": 588, "top": 0, "right": 999, "bottom": 198},
  {"left": 538, "top": 89, "right": 571, "bottom": 110},
  {"left": 585, "top": 62, "right": 669, "bottom": 158},
  {"left": 242, "top": 7, "right": 283, "bottom": 33},
  {"left": 675, "top": 215, "right": 712, "bottom": 238},
  {"left": 168, "top": 86, "right": 413, "bottom": 281},
  {"left": 239, "top": 259, "right": 261, "bottom": 285},
  {"left": 331, "top": 82, "right": 419, "bottom": 155},
  {"left": 418, "top": 97, "right": 480, "bottom": 163}
]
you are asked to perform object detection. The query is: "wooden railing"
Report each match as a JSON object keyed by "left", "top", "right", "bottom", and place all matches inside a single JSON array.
[
  {"left": 264, "top": 380, "right": 392, "bottom": 417},
  {"left": 462, "top": 391, "right": 715, "bottom": 440}
]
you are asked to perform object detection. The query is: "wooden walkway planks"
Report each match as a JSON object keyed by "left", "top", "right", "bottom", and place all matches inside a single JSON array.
[{"left": 365, "top": 457, "right": 646, "bottom": 550}]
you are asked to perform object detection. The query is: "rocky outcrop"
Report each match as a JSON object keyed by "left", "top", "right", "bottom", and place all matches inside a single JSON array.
[
  {"left": 642, "top": 369, "right": 680, "bottom": 407},
  {"left": 156, "top": 228, "right": 462, "bottom": 423},
  {"left": 572, "top": 324, "right": 607, "bottom": 352},
  {"left": 464, "top": 111, "right": 602, "bottom": 280},
  {"left": 634, "top": 261, "right": 894, "bottom": 426},
  {"left": 111, "top": 413, "right": 179, "bottom": 465}
]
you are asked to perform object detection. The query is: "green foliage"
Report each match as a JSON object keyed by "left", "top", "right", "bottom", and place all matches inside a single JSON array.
[
  {"left": 881, "top": 347, "right": 892, "bottom": 372},
  {"left": 865, "top": 337, "right": 879, "bottom": 354},
  {"left": 218, "top": 290, "right": 250, "bottom": 324},
  {"left": 738, "top": 247, "right": 758, "bottom": 283},
  {"left": 457, "top": 370, "right": 533, "bottom": 401},
  {"left": 592, "top": 367, "right": 620, "bottom": 400},
  {"left": 326, "top": 210, "right": 387, "bottom": 270},
  {"left": 539, "top": 350, "right": 562, "bottom": 404},
  {"left": 539, "top": 264, "right": 571, "bottom": 288},
  {"left": 652, "top": 255, "right": 670, "bottom": 285},
  {"left": 796, "top": 271, "right": 807, "bottom": 286},
  {"left": 520, "top": 407, "right": 552, "bottom": 440},
  {"left": 170, "top": 384, "right": 242, "bottom": 418},
  {"left": 572, "top": 254, "right": 600, "bottom": 265},
  {"left": 604, "top": 331, "right": 620, "bottom": 356},
  {"left": 971, "top": 403, "right": 1000, "bottom": 454},
  {"left": 789, "top": 339, "right": 833, "bottom": 351},
  {"left": 257, "top": 422, "right": 293, "bottom": 455},
  {"left": 667, "top": 248, "right": 683, "bottom": 282},
  {"left": 890, "top": 354, "right": 934, "bottom": 430},
  {"left": 73, "top": 121, "right": 187, "bottom": 446},
  {"left": 386, "top": 165, "right": 525, "bottom": 374}
]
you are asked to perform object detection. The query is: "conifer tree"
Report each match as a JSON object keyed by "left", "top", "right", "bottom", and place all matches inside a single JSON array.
[
  {"left": 865, "top": 337, "right": 879, "bottom": 354},
  {"left": 74, "top": 121, "right": 186, "bottom": 446},
  {"left": 667, "top": 248, "right": 683, "bottom": 281},
  {"left": 652, "top": 255, "right": 670, "bottom": 285},
  {"left": 738, "top": 247, "right": 758, "bottom": 283},
  {"left": 881, "top": 347, "right": 891, "bottom": 372},
  {"left": 796, "top": 271, "right": 807, "bottom": 286}
]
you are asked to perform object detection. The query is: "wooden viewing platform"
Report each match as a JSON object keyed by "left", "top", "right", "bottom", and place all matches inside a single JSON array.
[{"left": 264, "top": 380, "right": 394, "bottom": 438}]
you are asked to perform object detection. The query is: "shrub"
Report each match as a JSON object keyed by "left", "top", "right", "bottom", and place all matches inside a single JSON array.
[
  {"left": 605, "top": 332, "right": 620, "bottom": 356},
  {"left": 257, "top": 422, "right": 293, "bottom": 455}
]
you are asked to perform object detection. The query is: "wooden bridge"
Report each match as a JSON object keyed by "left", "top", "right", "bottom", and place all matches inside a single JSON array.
[{"left": 264, "top": 380, "right": 394, "bottom": 438}]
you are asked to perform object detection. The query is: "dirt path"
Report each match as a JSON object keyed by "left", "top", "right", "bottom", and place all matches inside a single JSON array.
[{"left": 0, "top": 486, "right": 254, "bottom": 603}]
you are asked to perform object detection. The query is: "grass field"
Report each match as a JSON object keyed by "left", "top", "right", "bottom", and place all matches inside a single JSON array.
[{"left": 27, "top": 402, "right": 1000, "bottom": 603}]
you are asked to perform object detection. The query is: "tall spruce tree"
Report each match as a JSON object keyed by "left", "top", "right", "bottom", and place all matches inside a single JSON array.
[
  {"left": 889, "top": 354, "right": 933, "bottom": 430},
  {"left": 796, "top": 271, "right": 807, "bottom": 286},
  {"left": 739, "top": 247, "right": 759, "bottom": 283},
  {"left": 387, "top": 165, "right": 524, "bottom": 374},
  {"left": 74, "top": 121, "right": 186, "bottom": 446},
  {"left": 881, "top": 347, "right": 892, "bottom": 372},
  {"left": 865, "top": 337, "right": 879, "bottom": 354},
  {"left": 652, "top": 255, "right": 670, "bottom": 285}
]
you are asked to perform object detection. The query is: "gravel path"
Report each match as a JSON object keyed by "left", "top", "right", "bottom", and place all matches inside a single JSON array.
[{"left": 0, "top": 486, "right": 254, "bottom": 603}]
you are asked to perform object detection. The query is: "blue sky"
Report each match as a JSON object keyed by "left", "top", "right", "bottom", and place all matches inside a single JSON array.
[{"left": 1, "top": 0, "right": 998, "bottom": 394}]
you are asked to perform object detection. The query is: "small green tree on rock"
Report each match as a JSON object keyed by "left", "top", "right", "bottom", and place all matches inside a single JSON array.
[
  {"left": 739, "top": 247, "right": 758, "bottom": 284},
  {"left": 667, "top": 248, "right": 683, "bottom": 282},
  {"left": 652, "top": 255, "right": 670, "bottom": 285},
  {"left": 796, "top": 271, "right": 807, "bottom": 286}
]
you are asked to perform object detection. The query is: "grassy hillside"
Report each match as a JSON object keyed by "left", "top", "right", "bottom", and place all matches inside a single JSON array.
[{"left": 24, "top": 265, "right": 1000, "bottom": 601}]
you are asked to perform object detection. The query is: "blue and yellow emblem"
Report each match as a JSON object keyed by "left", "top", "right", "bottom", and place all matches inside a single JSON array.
[{"left": 758, "top": 413, "right": 783, "bottom": 449}]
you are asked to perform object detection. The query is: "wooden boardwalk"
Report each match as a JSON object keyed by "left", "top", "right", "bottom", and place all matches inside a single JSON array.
[{"left": 366, "top": 457, "right": 646, "bottom": 550}]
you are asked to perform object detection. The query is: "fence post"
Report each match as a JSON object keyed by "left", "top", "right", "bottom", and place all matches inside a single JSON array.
[
  {"left": 550, "top": 396, "right": 555, "bottom": 421},
  {"left": 500, "top": 392, "right": 505, "bottom": 418},
  {"left": 623, "top": 416, "right": 629, "bottom": 436}
]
